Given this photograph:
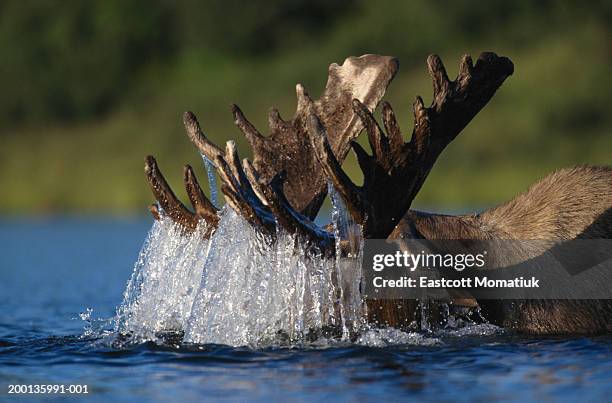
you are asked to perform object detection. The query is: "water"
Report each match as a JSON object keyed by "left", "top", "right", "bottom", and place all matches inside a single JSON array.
[
  {"left": 117, "top": 185, "right": 363, "bottom": 346},
  {"left": 328, "top": 183, "right": 365, "bottom": 338},
  {"left": 1, "top": 217, "right": 612, "bottom": 402},
  {"left": 183, "top": 210, "right": 338, "bottom": 346},
  {"left": 200, "top": 154, "right": 218, "bottom": 207},
  {"left": 116, "top": 218, "right": 212, "bottom": 339}
]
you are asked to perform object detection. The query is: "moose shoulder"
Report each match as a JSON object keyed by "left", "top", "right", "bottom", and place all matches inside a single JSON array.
[
  {"left": 389, "top": 166, "right": 612, "bottom": 334},
  {"left": 143, "top": 52, "right": 612, "bottom": 335}
]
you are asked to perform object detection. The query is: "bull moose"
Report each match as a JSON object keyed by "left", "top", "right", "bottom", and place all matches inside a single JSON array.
[{"left": 143, "top": 52, "right": 612, "bottom": 335}]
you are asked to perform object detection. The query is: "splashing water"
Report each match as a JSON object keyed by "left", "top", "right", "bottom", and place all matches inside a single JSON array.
[
  {"left": 184, "top": 210, "right": 339, "bottom": 346},
  {"left": 356, "top": 327, "right": 441, "bottom": 347},
  {"left": 114, "top": 206, "right": 362, "bottom": 347},
  {"left": 113, "top": 187, "right": 492, "bottom": 348},
  {"left": 201, "top": 154, "right": 218, "bottom": 207},
  {"left": 115, "top": 218, "right": 212, "bottom": 341},
  {"left": 328, "top": 182, "right": 365, "bottom": 339}
]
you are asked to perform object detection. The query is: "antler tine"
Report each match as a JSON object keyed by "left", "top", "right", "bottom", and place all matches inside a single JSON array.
[
  {"left": 411, "top": 96, "right": 430, "bottom": 157},
  {"left": 144, "top": 155, "right": 199, "bottom": 231},
  {"left": 267, "top": 108, "right": 285, "bottom": 132},
  {"left": 352, "top": 99, "right": 390, "bottom": 168},
  {"left": 214, "top": 143, "right": 276, "bottom": 233},
  {"left": 183, "top": 111, "right": 224, "bottom": 163},
  {"left": 457, "top": 54, "right": 474, "bottom": 86},
  {"left": 381, "top": 101, "right": 404, "bottom": 156},
  {"left": 427, "top": 54, "right": 451, "bottom": 107},
  {"left": 308, "top": 113, "right": 365, "bottom": 225},
  {"left": 259, "top": 172, "right": 297, "bottom": 232},
  {"left": 216, "top": 155, "right": 262, "bottom": 227},
  {"left": 224, "top": 140, "right": 257, "bottom": 193},
  {"left": 184, "top": 165, "right": 219, "bottom": 227},
  {"left": 295, "top": 84, "right": 315, "bottom": 116},
  {"left": 241, "top": 169, "right": 333, "bottom": 252},
  {"left": 245, "top": 158, "right": 334, "bottom": 252},
  {"left": 242, "top": 158, "right": 268, "bottom": 206},
  {"left": 231, "top": 104, "right": 265, "bottom": 149}
]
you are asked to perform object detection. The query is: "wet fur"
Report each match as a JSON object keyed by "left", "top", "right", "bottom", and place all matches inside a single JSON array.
[{"left": 383, "top": 165, "right": 612, "bottom": 334}]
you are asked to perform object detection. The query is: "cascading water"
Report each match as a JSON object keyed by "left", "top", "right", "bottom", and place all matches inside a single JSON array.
[
  {"left": 328, "top": 182, "right": 365, "bottom": 339},
  {"left": 114, "top": 202, "right": 364, "bottom": 347},
  {"left": 200, "top": 154, "right": 218, "bottom": 207},
  {"left": 115, "top": 217, "right": 211, "bottom": 341},
  {"left": 184, "top": 210, "right": 340, "bottom": 346}
]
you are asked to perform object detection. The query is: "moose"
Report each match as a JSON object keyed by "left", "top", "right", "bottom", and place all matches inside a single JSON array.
[{"left": 143, "top": 52, "right": 612, "bottom": 335}]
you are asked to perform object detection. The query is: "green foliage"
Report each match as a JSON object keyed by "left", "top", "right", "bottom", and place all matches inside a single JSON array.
[
  {"left": 0, "top": 0, "right": 350, "bottom": 128},
  {"left": 0, "top": 0, "right": 174, "bottom": 126},
  {"left": 0, "top": 0, "right": 610, "bottom": 214}
]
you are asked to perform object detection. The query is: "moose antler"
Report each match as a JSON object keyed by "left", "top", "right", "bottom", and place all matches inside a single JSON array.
[
  {"left": 145, "top": 55, "right": 398, "bottom": 238},
  {"left": 216, "top": 140, "right": 336, "bottom": 251},
  {"left": 187, "top": 55, "right": 398, "bottom": 218},
  {"left": 144, "top": 155, "right": 218, "bottom": 236},
  {"left": 310, "top": 52, "right": 514, "bottom": 238},
  {"left": 145, "top": 121, "right": 335, "bottom": 250}
]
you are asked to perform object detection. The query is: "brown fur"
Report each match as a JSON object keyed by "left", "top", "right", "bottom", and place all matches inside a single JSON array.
[
  {"left": 381, "top": 165, "right": 612, "bottom": 334},
  {"left": 479, "top": 165, "right": 612, "bottom": 240}
]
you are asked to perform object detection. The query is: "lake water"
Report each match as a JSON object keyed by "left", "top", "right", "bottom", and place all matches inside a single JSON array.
[{"left": 1, "top": 218, "right": 611, "bottom": 402}]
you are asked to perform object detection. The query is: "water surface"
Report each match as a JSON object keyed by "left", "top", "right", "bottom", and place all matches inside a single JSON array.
[{"left": 1, "top": 218, "right": 611, "bottom": 402}]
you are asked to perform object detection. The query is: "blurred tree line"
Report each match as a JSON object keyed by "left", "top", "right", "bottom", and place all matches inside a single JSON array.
[
  {"left": 0, "top": 0, "right": 610, "bottom": 213},
  {"left": 0, "top": 0, "right": 348, "bottom": 128}
]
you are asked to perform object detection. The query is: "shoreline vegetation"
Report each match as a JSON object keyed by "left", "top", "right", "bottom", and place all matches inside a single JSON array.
[{"left": 1, "top": 1, "right": 610, "bottom": 214}]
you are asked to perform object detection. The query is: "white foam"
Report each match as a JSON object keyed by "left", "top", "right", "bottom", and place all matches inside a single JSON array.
[{"left": 356, "top": 327, "right": 441, "bottom": 347}]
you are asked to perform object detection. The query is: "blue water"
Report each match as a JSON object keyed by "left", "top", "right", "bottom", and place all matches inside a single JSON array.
[{"left": 1, "top": 218, "right": 611, "bottom": 402}]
